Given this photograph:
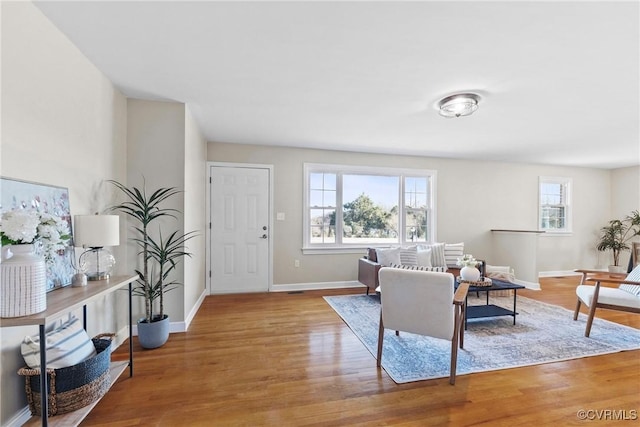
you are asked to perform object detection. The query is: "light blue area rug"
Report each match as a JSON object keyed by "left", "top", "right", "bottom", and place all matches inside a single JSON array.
[{"left": 324, "top": 294, "right": 640, "bottom": 384}]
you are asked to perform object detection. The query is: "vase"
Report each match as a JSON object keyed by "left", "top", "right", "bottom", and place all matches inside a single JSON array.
[
  {"left": 1, "top": 244, "right": 47, "bottom": 317},
  {"left": 137, "top": 315, "right": 170, "bottom": 349},
  {"left": 460, "top": 266, "right": 481, "bottom": 282}
]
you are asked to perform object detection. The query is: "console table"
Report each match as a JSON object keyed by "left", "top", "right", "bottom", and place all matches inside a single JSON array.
[{"left": 0, "top": 274, "right": 138, "bottom": 427}]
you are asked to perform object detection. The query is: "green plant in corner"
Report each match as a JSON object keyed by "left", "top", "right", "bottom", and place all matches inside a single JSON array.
[
  {"left": 108, "top": 180, "right": 197, "bottom": 325},
  {"left": 596, "top": 210, "right": 640, "bottom": 268}
]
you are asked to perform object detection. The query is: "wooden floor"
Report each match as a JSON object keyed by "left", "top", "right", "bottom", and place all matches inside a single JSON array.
[{"left": 82, "top": 277, "right": 640, "bottom": 426}]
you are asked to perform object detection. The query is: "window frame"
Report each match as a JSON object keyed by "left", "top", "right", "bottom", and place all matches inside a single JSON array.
[
  {"left": 303, "top": 163, "right": 437, "bottom": 254},
  {"left": 538, "top": 176, "right": 572, "bottom": 234}
]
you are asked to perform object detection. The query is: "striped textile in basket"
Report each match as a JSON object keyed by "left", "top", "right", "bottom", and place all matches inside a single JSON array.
[{"left": 18, "top": 334, "right": 113, "bottom": 416}]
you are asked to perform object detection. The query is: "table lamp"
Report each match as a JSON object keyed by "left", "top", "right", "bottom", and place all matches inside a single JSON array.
[{"left": 74, "top": 214, "right": 120, "bottom": 281}]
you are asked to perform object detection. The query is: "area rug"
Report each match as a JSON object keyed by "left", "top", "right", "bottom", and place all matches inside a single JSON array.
[{"left": 324, "top": 294, "right": 640, "bottom": 384}]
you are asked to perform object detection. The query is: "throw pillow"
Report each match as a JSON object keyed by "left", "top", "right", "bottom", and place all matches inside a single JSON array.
[
  {"left": 444, "top": 242, "right": 464, "bottom": 268},
  {"left": 399, "top": 246, "right": 418, "bottom": 266},
  {"left": 389, "top": 263, "right": 446, "bottom": 272},
  {"left": 376, "top": 247, "right": 401, "bottom": 267},
  {"left": 367, "top": 248, "right": 378, "bottom": 263},
  {"left": 416, "top": 247, "right": 432, "bottom": 267},
  {"left": 429, "top": 243, "right": 447, "bottom": 268},
  {"left": 21, "top": 315, "right": 97, "bottom": 369},
  {"left": 620, "top": 284, "right": 640, "bottom": 297},
  {"left": 620, "top": 265, "right": 640, "bottom": 296},
  {"left": 626, "top": 264, "right": 640, "bottom": 281}
]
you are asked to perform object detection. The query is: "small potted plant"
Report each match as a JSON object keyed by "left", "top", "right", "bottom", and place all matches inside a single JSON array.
[
  {"left": 109, "top": 180, "right": 196, "bottom": 349},
  {"left": 596, "top": 210, "right": 640, "bottom": 273}
]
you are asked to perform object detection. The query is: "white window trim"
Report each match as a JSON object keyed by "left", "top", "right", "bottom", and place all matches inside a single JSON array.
[
  {"left": 303, "top": 163, "right": 437, "bottom": 253},
  {"left": 538, "top": 176, "right": 572, "bottom": 234}
]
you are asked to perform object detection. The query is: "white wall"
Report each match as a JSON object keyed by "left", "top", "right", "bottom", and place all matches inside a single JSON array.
[
  {"left": 183, "top": 105, "right": 207, "bottom": 323},
  {"left": 1, "top": 6, "right": 208, "bottom": 424},
  {"left": 1, "top": 2, "right": 128, "bottom": 424},
  {"left": 126, "top": 99, "right": 187, "bottom": 321},
  {"left": 610, "top": 166, "right": 640, "bottom": 268},
  {"left": 208, "top": 141, "right": 617, "bottom": 285},
  {"left": 125, "top": 100, "right": 207, "bottom": 325}
]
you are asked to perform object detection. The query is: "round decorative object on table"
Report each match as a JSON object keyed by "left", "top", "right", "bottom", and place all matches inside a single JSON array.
[
  {"left": 457, "top": 276, "right": 493, "bottom": 287},
  {"left": 460, "top": 266, "right": 481, "bottom": 282},
  {"left": 0, "top": 244, "right": 47, "bottom": 318}
]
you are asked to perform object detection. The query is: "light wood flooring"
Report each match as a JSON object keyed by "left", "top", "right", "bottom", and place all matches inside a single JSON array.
[{"left": 82, "top": 276, "right": 640, "bottom": 426}]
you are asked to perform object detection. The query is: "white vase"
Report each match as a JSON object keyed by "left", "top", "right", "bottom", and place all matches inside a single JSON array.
[
  {"left": 0, "top": 244, "right": 47, "bottom": 317},
  {"left": 460, "top": 266, "right": 481, "bottom": 282}
]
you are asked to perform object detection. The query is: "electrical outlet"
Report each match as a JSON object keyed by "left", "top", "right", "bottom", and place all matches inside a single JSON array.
[{"left": 294, "top": 259, "right": 300, "bottom": 268}]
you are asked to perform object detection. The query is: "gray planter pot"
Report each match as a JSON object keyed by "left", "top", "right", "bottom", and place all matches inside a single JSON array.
[{"left": 137, "top": 315, "right": 170, "bottom": 349}]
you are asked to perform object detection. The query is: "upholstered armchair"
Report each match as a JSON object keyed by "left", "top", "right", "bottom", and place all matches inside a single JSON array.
[
  {"left": 376, "top": 267, "right": 469, "bottom": 385},
  {"left": 574, "top": 264, "right": 640, "bottom": 337}
]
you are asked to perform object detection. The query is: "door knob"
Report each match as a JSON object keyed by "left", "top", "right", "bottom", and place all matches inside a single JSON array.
[{"left": 261, "top": 234, "right": 268, "bottom": 239}]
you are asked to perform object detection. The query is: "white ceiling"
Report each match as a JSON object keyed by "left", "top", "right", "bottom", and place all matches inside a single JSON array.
[{"left": 34, "top": 1, "right": 639, "bottom": 169}]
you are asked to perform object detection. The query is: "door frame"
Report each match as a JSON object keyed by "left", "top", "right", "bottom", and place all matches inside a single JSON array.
[{"left": 206, "top": 161, "right": 274, "bottom": 295}]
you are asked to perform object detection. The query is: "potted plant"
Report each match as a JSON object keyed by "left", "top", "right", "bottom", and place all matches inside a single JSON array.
[
  {"left": 596, "top": 210, "right": 640, "bottom": 273},
  {"left": 109, "top": 180, "right": 196, "bottom": 349}
]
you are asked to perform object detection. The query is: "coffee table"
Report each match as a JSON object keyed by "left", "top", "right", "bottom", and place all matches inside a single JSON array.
[{"left": 456, "top": 278, "right": 526, "bottom": 329}]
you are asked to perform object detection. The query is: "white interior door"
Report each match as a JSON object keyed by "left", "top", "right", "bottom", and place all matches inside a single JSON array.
[{"left": 210, "top": 165, "right": 271, "bottom": 293}]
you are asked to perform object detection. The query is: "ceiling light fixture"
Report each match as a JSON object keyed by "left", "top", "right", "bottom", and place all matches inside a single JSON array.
[{"left": 438, "top": 93, "right": 480, "bottom": 118}]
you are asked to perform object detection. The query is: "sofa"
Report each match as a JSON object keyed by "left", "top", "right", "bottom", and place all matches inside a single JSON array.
[{"left": 358, "top": 243, "right": 464, "bottom": 294}]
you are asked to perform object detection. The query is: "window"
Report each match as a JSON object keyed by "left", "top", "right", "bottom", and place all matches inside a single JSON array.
[
  {"left": 304, "top": 164, "right": 436, "bottom": 252},
  {"left": 539, "top": 177, "right": 572, "bottom": 233}
]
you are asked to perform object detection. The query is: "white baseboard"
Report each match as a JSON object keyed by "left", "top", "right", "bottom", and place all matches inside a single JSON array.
[
  {"left": 5, "top": 407, "right": 32, "bottom": 427},
  {"left": 270, "top": 280, "right": 364, "bottom": 293},
  {"left": 512, "top": 278, "right": 541, "bottom": 291},
  {"left": 184, "top": 289, "right": 207, "bottom": 331},
  {"left": 538, "top": 270, "right": 582, "bottom": 278}
]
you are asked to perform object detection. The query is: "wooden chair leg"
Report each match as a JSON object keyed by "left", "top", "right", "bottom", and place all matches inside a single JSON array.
[
  {"left": 376, "top": 312, "right": 384, "bottom": 367},
  {"left": 584, "top": 282, "right": 602, "bottom": 337},
  {"left": 585, "top": 303, "right": 597, "bottom": 337},
  {"left": 573, "top": 299, "right": 581, "bottom": 320},
  {"left": 459, "top": 305, "right": 465, "bottom": 349},
  {"left": 450, "top": 306, "right": 463, "bottom": 385}
]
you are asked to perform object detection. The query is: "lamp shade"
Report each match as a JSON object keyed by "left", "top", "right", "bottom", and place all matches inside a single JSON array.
[{"left": 74, "top": 215, "right": 120, "bottom": 248}]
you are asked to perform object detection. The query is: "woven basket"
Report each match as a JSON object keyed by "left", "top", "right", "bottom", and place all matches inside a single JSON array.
[{"left": 17, "top": 333, "right": 114, "bottom": 417}]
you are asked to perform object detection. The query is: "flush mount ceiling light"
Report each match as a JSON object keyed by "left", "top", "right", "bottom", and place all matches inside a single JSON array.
[{"left": 438, "top": 93, "right": 480, "bottom": 118}]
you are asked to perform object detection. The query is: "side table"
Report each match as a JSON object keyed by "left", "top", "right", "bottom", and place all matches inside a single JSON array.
[{"left": 456, "top": 277, "right": 526, "bottom": 329}]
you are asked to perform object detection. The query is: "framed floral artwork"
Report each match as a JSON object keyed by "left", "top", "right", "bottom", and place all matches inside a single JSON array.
[{"left": 0, "top": 177, "right": 74, "bottom": 291}]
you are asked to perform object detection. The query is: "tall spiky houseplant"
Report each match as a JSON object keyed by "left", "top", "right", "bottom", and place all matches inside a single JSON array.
[
  {"left": 109, "top": 180, "right": 195, "bottom": 326},
  {"left": 596, "top": 210, "right": 640, "bottom": 269}
]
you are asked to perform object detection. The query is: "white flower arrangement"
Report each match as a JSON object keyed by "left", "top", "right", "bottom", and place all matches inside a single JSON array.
[
  {"left": 0, "top": 209, "right": 71, "bottom": 262},
  {"left": 456, "top": 253, "right": 478, "bottom": 268}
]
